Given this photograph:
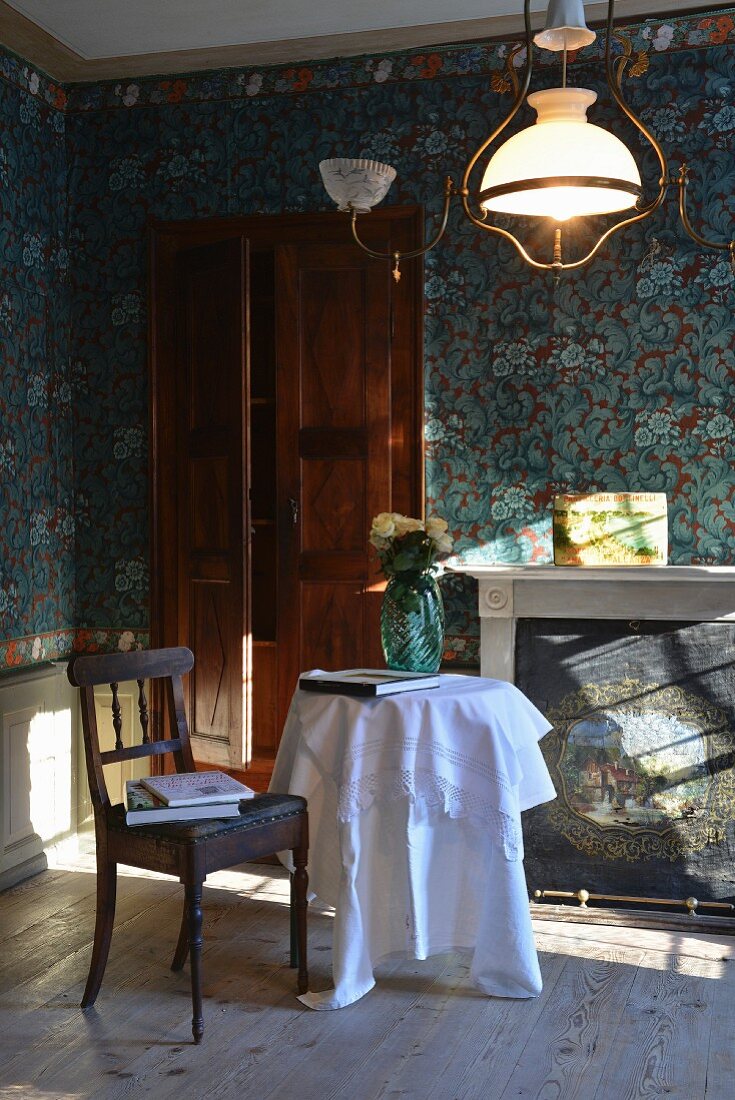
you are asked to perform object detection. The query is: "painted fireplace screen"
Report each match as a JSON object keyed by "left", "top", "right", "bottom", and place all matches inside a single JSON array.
[{"left": 516, "top": 619, "right": 735, "bottom": 912}]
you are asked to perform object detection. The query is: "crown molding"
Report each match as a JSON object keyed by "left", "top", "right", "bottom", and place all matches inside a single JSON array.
[{"left": 0, "top": 1, "right": 724, "bottom": 84}]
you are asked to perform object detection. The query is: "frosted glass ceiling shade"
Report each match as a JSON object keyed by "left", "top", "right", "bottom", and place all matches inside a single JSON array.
[
  {"left": 533, "top": 0, "right": 596, "bottom": 51},
  {"left": 479, "top": 88, "right": 642, "bottom": 222}
]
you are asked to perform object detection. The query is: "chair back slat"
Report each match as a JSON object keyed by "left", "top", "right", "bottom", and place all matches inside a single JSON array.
[
  {"left": 137, "top": 679, "right": 150, "bottom": 743},
  {"left": 100, "top": 739, "right": 184, "bottom": 766},
  {"left": 110, "top": 683, "right": 123, "bottom": 751},
  {"left": 68, "top": 646, "right": 194, "bottom": 687}
]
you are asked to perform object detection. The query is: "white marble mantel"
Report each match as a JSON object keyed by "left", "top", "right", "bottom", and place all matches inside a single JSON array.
[{"left": 450, "top": 564, "right": 735, "bottom": 683}]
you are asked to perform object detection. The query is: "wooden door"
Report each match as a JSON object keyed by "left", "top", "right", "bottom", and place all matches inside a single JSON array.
[
  {"left": 275, "top": 242, "right": 395, "bottom": 724},
  {"left": 175, "top": 237, "right": 250, "bottom": 767},
  {"left": 151, "top": 209, "right": 423, "bottom": 777}
]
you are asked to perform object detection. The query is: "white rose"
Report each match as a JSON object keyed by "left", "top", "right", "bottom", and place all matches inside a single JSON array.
[
  {"left": 425, "top": 515, "right": 449, "bottom": 537},
  {"left": 371, "top": 512, "right": 396, "bottom": 538},
  {"left": 393, "top": 515, "right": 424, "bottom": 536},
  {"left": 434, "top": 534, "right": 453, "bottom": 554}
]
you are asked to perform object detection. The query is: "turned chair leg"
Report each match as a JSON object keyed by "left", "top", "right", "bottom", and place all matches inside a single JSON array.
[
  {"left": 289, "top": 871, "right": 297, "bottom": 969},
  {"left": 291, "top": 846, "right": 309, "bottom": 995},
  {"left": 82, "top": 858, "right": 117, "bottom": 1009},
  {"left": 185, "top": 883, "right": 205, "bottom": 1044},
  {"left": 171, "top": 901, "right": 189, "bottom": 971}
]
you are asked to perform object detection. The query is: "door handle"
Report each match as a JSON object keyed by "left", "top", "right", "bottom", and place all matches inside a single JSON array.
[{"left": 289, "top": 497, "right": 299, "bottom": 525}]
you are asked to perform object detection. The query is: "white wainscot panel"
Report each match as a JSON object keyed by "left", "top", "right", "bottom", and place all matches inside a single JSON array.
[{"left": 0, "top": 664, "right": 79, "bottom": 890}]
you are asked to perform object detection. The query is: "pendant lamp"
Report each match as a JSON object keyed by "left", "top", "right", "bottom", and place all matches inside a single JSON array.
[{"left": 319, "top": 0, "right": 735, "bottom": 278}]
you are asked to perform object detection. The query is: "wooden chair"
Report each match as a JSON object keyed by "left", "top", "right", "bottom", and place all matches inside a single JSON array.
[{"left": 67, "top": 646, "right": 308, "bottom": 1044}]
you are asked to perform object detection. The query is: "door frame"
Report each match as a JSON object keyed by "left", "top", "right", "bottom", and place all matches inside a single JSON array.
[{"left": 148, "top": 208, "right": 425, "bottom": 761}]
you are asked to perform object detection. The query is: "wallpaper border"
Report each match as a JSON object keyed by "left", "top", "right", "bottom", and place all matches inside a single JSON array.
[
  {"left": 0, "top": 628, "right": 151, "bottom": 671},
  {"left": 65, "top": 9, "right": 735, "bottom": 111}
]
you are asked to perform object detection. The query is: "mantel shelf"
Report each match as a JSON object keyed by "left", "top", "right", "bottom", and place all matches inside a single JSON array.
[
  {"left": 448, "top": 562, "right": 735, "bottom": 682},
  {"left": 450, "top": 563, "right": 735, "bottom": 582}
]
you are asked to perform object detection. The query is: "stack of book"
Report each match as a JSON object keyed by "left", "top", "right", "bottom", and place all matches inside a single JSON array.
[{"left": 125, "top": 770, "right": 255, "bottom": 826}]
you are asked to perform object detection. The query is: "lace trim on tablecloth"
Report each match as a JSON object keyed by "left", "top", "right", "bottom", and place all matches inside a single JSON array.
[
  {"left": 343, "top": 734, "right": 516, "bottom": 793},
  {"left": 337, "top": 768, "right": 522, "bottom": 861}
]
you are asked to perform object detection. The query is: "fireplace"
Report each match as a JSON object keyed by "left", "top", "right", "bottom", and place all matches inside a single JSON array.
[{"left": 450, "top": 565, "right": 735, "bottom": 929}]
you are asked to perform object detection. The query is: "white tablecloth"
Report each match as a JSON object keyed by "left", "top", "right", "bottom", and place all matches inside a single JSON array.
[{"left": 270, "top": 673, "right": 556, "bottom": 1009}]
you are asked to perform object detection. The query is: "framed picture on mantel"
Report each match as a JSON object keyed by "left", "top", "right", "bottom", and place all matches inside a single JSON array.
[{"left": 552, "top": 492, "right": 668, "bottom": 567}]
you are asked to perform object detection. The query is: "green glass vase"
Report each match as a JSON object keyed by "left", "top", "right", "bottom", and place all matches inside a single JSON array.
[{"left": 380, "top": 571, "right": 445, "bottom": 673}]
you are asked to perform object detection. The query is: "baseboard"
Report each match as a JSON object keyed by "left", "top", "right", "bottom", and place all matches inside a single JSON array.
[{"left": 0, "top": 852, "right": 48, "bottom": 893}]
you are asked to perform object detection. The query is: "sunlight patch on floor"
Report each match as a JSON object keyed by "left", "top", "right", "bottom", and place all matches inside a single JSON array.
[{"left": 535, "top": 925, "right": 730, "bottom": 979}]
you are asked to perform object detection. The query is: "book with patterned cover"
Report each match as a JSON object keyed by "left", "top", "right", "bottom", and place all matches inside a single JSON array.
[{"left": 139, "top": 770, "right": 255, "bottom": 807}]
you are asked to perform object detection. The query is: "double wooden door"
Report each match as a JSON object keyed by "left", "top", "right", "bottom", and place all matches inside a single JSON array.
[{"left": 151, "top": 211, "right": 423, "bottom": 776}]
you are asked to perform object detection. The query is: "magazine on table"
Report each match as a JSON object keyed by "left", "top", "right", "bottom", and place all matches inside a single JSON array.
[
  {"left": 139, "top": 770, "right": 255, "bottom": 807},
  {"left": 125, "top": 781, "right": 243, "bottom": 825},
  {"left": 299, "top": 669, "right": 441, "bottom": 697}
]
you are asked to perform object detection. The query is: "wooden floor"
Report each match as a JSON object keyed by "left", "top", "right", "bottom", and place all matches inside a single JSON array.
[{"left": 1, "top": 852, "right": 734, "bottom": 1100}]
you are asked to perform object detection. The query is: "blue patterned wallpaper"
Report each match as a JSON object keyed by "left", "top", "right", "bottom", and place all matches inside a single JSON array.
[
  {"left": 0, "top": 58, "right": 75, "bottom": 667},
  {"left": 1, "top": 10, "right": 734, "bottom": 669}
]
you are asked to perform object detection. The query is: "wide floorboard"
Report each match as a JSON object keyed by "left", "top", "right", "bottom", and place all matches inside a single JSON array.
[{"left": 0, "top": 853, "right": 733, "bottom": 1099}]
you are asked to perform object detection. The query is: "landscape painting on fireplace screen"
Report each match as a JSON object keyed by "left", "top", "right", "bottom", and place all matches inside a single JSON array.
[
  {"left": 545, "top": 675, "right": 734, "bottom": 866},
  {"left": 563, "top": 706, "right": 709, "bottom": 829}
]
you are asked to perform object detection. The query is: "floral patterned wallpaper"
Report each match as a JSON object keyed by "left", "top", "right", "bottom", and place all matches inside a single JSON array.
[
  {"left": 0, "top": 56, "right": 75, "bottom": 668},
  {"left": 0, "top": 9, "right": 734, "bottom": 669}
]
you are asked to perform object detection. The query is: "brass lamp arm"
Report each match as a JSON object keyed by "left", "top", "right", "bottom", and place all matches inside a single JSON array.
[
  {"left": 677, "top": 164, "right": 735, "bottom": 267},
  {"left": 459, "top": 0, "right": 534, "bottom": 215},
  {"left": 539, "top": 203, "right": 669, "bottom": 272},
  {"left": 349, "top": 175, "right": 454, "bottom": 263},
  {"left": 460, "top": 193, "right": 665, "bottom": 274},
  {"left": 605, "top": 3, "right": 668, "bottom": 215}
]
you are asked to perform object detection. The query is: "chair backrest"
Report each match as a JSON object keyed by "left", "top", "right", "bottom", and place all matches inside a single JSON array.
[{"left": 68, "top": 647, "right": 196, "bottom": 813}]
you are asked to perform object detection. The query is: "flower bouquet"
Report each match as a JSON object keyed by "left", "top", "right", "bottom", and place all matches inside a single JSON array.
[
  {"left": 369, "top": 512, "right": 453, "bottom": 577},
  {"left": 369, "top": 512, "right": 453, "bottom": 673}
]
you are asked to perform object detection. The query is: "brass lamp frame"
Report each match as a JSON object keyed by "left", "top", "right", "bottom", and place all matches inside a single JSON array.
[{"left": 348, "top": 0, "right": 734, "bottom": 278}]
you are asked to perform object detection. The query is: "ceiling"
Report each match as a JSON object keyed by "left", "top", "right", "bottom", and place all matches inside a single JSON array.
[
  {"left": 6, "top": 1, "right": 548, "bottom": 59},
  {"left": 0, "top": 0, "right": 719, "bottom": 82}
]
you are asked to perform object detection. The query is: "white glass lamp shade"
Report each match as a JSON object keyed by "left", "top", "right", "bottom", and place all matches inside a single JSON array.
[
  {"left": 319, "top": 158, "right": 397, "bottom": 213},
  {"left": 479, "top": 88, "right": 642, "bottom": 221},
  {"left": 534, "top": 0, "right": 596, "bottom": 51}
]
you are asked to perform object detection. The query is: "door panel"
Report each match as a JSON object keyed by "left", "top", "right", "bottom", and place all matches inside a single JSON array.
[
  {"left": 300, "top": 585, "right": 366, "bottom": 673},
  {"left": 190, "top": 585, "right": 232, "bottom": 740},
  {"left": 177, "top": 238, "right": 249, "bottom": 766},
  {"left": 301, "top": 460, "right": 367, "bottom": 551},
  {"left": 300, "top": 268, "right": 366, "bottom": 426},
  {"left": 189, "top": 456, "right": 230, "bottom": 553},
  {"left": 276, "top": 242, "right": 393, "bottom": 723}
]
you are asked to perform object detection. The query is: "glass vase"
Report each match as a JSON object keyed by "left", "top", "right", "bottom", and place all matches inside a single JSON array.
[{"left": 380, "top": 571, "right": 445, "bottom": 673}]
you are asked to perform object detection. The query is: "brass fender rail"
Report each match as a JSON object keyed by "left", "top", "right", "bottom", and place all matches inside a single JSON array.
[{"left": 533, "top": 888, "right": 734, "bottom": 916}]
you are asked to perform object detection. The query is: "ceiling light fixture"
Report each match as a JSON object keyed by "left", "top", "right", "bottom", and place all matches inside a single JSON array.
[{"left": 319, "top": 0, "right": 734, "bottom": 281}]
